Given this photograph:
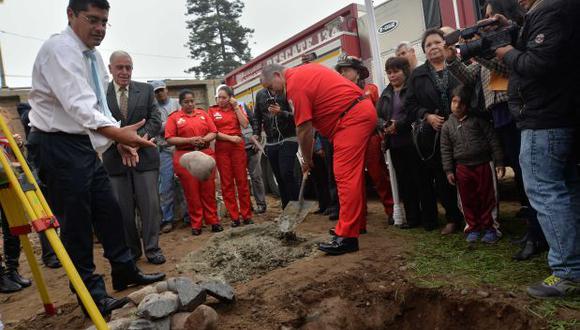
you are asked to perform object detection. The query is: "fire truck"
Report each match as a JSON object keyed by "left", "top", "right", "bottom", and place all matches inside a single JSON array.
[{"left": 224, "top": 0, "right": 486, "bottom": 107}]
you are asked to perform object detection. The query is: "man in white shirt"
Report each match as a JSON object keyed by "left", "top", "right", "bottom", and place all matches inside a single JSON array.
[{"left": 27, "top": 0, "right": 164, "bottom": 316}]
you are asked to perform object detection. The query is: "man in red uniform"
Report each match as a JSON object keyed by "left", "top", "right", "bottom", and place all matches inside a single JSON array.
[{"left": 261, "top": 63, "right": 377, "bottom": 255}]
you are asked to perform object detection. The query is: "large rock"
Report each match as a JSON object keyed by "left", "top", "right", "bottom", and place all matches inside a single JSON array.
[
  {"left": 111, "top": 302, "right": 138, "bottom": 320},
  {"left": 155, "top": 281, "right": 169, "bottom": 293},
  {"left": 171, "top": 312, "right": 191, "bottom": 330},
  {"left": 137, "top": 292, "right": 179, "bottom": 320},
  {"left": 108, "top": 318, "right": 133, "bottom": 330},
  {"left": 128, "top": 285, "right": 157, "bottom": 305},
  {"left": 127, "top": 318, "right": 155, "bottom": 330},
  {"left": 153, "top": 317, "right": 171, "bottom": 330},
  {"left": 167, "top": 277, "right": 207, "bottom": 311},
  {"left": 179, "top": 151, "right": 216, "bottom": 181},
  {"left": 184, "top": 305, "right": 218, "bottom": 330},
  {"left": 199, "top": 280, "right": 235, "bottom": 303}
]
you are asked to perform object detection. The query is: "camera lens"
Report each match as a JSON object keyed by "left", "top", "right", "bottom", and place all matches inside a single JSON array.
[{"left": 457, "top": 39, "right": 482, "bottom": 60}]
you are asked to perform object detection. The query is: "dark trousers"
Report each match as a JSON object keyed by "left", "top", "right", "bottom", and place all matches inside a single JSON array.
[
  {"left": 456, "top": 163, "right": 497, "bottom": 233},
  {"left": 390, "top": 145, "right": 422, "bottom": 226},
  {"left": 265, "top": 141, "right": 300, "bottom": 208},
  {"left": 311, "top": 152, "right": 330, "bottom": 211},
  {"left": 320, "top": 137, "right": 339, "bottom": 213},
  {"left": 109, "top": 170, "right": 162, "bottom": 260},
  {"left": 419, "top": 156, "right": 463, "bottom": 228},
  {"left": 1, "top": 207, "right": 20, "bottom": 272},
  {"left": 28, "top": 131, "right": 134, "bottom": 302}
]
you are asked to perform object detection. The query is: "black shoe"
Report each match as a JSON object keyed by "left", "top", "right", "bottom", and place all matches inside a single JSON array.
[
  {"left": 0, "top": 273, "right": 22, "bottom": 293},
  {"left": 231, "top": 220, "right": 241, "bottom": 228},
  {"left": 328, "top": 213, "right": 339, "bottom": 221},
  {"left": 243, "top": 219, "right": 254, "bottom": 225},
  {"left": 191, "top": 228, "right": 202, "bottom": 236},
  {"left": 147, "top": 255, "right": 166, "bottom": 265},
  {"left": 112, "top": 268, "right": 166, "bottom": 291},
  {"left": 97, "top": 296, "right": 130, "bottom": 316},
  {"left": 211, "top": 224, "right": 224, "bottom": 232},
  {"left": 160, "top": 222, "right": 173, "bottom": 234},
  {"left": 5, "top": 270, "right": 32, "bottom": 288},
  {"left": 318, "top": 237, "right": 359, "bottom": 255},
  {"left": 255, "top": 205, "right": 267, "bottom": 214},
  {"left": 510, "top": 233, "right": 529, "bottom": 246},
  {"left": 512, "top": 240, "right": 547, "bottom": 261},
  {"left": 387, "top": 217, "right": 395, "bottom": 225},
  {"left": 43, "top": 257, "right": 62, "bottom": 269},
  {"left": 397, "top": 223, "right": 417, "bottom": 230}
]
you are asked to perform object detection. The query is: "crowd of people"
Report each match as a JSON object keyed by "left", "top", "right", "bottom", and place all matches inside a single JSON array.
[{"left": 0, "top": 0, "right": 579, "bottom": 321}]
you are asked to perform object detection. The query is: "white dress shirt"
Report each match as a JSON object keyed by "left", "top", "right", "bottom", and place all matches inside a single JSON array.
[{"left": 29, "top": 26, "right": 119, "bottom": 153}]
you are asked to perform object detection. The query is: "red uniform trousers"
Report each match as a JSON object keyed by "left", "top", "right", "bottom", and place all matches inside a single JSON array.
[
  {"left": 364, "top": 133, "right": 394, "bottom": 228},
  {"left": 455, "top": 162, "right": 498, "bottom": 233},
  {"left": 215, "top": 140, "right": 252, "bottom": 221},
  {"left": 173, "top": 149, "right": 219, "bottom": 230},
  {"left": 333, "top": 100, "right": 378, "bottom": 238}
]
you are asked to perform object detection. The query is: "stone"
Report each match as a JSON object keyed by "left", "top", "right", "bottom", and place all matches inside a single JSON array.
[
  {"left": 153, "top": 317, "right": 171, "bottom": 330},
  {"left": 155, "top": 281, "right": 169, "bottom": 293},
  {"left": 137, "top": 292, "right": 179, "bottom": 320},
  {"left": 168, "top": 277, "right": 207, "bottom": 312},
  {"left": 179, "top": 151, "right": 216, "bottom": 181},
  {"left": 111, "top": 302, "right": 137, "bottom": 320},
  {"left": 477, "top": 290, "right": 490, "bottom": 298},
  {"left": 184, "top": 305, "right": 218, "bottom": 330},
  {"left": 128, "top": 286, "right": 157, "bottom": 305},
  {"left": 108, "top": 318, "right": 133, "bottom": 330},
  {"left": 127, "top": 318, "right": 155, "bottom": 330},
  {"left": 199, "top": 280, "right": 235, "bottom": 303},
  {"left": 171, "top": 312, "right": 191, "bottom": 330},
  {"left": 460, "top": 289, "right": 468, "bottom": 295}
]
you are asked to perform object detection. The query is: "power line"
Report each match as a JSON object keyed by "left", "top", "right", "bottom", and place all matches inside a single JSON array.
[{"left": 0, "top": 29, "right": 192, "bottom": 60}]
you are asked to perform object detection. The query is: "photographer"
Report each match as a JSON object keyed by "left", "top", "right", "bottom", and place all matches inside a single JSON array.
[
  {"left": 446, "top": 0, "right": 545, "bottom": 261},
  {"left": 252, "top": 88, "right": 300, "bottom": 209},
  {"left": 495, "top": 0, "right": 580, "bottom": 298}
]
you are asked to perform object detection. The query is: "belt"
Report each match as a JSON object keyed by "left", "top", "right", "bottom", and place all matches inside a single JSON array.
[
  {"left": 30, "top": 127, "right": 88, "bottom": 139},
  {"left": 339, "top": 95, "right": 366, "bottom": 119}
]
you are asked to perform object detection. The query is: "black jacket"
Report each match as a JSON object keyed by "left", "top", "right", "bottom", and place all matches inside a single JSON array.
[
  {"left": 103, "top": 81, "right": 161, "bottom": 175},
  {"left": 376, "top": 83, "right": 411, "bottom": 143},
  {"left": 503, "top": 0, "right": 578, "bottom": 129},
  {"left": 252, "top": 88, "right": 296, "bottom": 143},
  {"left": 404, "top": 63, "right": 461, "bottom": 123}
]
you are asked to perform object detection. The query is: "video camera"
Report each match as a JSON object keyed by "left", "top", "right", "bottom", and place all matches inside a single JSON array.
[{"left": 456, "top": 19, "right": 519, "bottom": 60}]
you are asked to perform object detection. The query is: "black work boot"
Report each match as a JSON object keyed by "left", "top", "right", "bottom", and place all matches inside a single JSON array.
[{"left": 0, "top": 266, "right": 22, "bottom": 293}]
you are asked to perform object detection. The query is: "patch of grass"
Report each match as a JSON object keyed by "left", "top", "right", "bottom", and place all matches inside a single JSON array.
[{"left": 392, "top": 204, "right": 580, "bottom": 329}]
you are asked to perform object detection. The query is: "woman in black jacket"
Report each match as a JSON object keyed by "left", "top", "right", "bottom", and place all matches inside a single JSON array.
[
  {"left": 405, "top": 28, "right": 464, "bottom": 234},
  {"left": 377, "top": 57, "right": 422, "bottom": 229}
]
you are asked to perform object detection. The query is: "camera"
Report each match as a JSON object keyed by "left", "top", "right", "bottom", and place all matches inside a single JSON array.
[{"left": 457, "top": 20, "right": 519, "bottom": 60}]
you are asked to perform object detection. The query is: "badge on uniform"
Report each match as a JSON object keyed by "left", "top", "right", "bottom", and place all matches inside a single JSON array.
[
  {"left": 213, "top": 112, "right": 223, "bottom": 120},
  {"left": 200, "top": 116, "right": 205, "bottom": 120},
  {"left": 177, "top": 118, "right": 186, "bottom": 126}
]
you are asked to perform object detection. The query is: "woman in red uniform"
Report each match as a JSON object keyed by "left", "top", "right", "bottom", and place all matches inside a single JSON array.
[
  {"left": 165, "top": 90, "right": 223, "bottom": 236},
  {"left": 208, "top": 86, "right": 253, "bottom": 227},
  {"left": 335, "top": 55, "right": 394, "bottom": 231}
]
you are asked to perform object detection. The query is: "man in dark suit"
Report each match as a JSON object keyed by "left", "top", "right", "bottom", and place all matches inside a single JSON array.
[{"left": 104, "top": 50, "right": 165, "bottom": 264}]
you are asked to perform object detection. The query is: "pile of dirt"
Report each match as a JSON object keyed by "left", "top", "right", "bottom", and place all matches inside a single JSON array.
[{"left": 176, "top": 222, "right": 321, "bottom": 283}]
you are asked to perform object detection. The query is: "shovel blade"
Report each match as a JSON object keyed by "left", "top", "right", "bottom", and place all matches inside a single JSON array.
[{"left": 278, "top": 200, "right": 318, "bottom": 233}]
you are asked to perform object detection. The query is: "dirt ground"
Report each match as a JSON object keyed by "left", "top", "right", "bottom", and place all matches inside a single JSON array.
[{"left": 0, "top": 194, "right": 575, "bottom": 329}]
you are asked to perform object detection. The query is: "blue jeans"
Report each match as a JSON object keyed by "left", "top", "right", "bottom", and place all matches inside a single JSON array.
[
  {"left": 159, "top": 148, "right": 175, "bottom": 224},
  {"left": 520, "top": 128, "right": 580, "bottom": 280}
]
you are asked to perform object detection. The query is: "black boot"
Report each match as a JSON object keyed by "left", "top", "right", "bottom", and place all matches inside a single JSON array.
[
  {"left": 510, "top": 233, "right": 529, "bottom": 246},
  {"left": 0, "top": 267, "right": 22, "bottom": 293},
  {"left": 5, "top": 270, "right": 31, "bottom": 288},
  {"left": 318, "top": 237, "right": 359, "bottom": 255},
  {"left": 512, "top": 240, "right": 548, "bottom": 261},
  {"left": 111, "top": 263, "right": 166, "bottom": 291}
]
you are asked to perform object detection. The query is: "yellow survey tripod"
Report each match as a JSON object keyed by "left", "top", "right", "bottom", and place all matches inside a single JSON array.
[{"left": 0, "top": 115, "right": 108, "bottom": 329}]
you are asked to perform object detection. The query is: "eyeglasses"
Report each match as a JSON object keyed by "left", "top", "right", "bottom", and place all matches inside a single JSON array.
[{"left": 79, "top": 14, "right": 111, "bottom": 28}]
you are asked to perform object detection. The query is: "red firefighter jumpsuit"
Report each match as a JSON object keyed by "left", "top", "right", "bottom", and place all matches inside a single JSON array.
[
  {"left": 208, "top": 104, "right": 252, "bottom": 222},
  {"left": 362, "top": 84, "right": 394, "bottom": 231},
  {"left": 285, "top": 63, "right": 378, "bottom": 238},
  {"left": 165, "top": 108, "right": 219, "bottom": 230}
]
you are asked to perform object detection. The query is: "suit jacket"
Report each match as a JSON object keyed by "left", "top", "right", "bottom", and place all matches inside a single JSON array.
[{"left": 103, "top": 81, "right": 161, "bottom": 175}]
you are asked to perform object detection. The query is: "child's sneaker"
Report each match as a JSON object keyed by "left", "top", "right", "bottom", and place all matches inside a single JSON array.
[
  {"left": 466, "top": 231, "right": 480, "bottom": 243},
  {"left": 481, "top": 229, "right": 499, "bottom": 244}
]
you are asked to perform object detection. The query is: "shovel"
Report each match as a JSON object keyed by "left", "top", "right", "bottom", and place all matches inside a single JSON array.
[{"left": 278, "top": 173, "right": 317, "bottom": 234}]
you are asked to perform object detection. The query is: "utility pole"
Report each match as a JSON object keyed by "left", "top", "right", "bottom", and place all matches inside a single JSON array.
[{"left": 0, "top": 0, "right": 7, "bottom": 89}]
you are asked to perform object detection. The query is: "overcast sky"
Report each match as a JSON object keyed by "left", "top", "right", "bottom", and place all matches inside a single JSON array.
[{"left": 0, "top": 0, "right": 388, "bottom": 88}]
